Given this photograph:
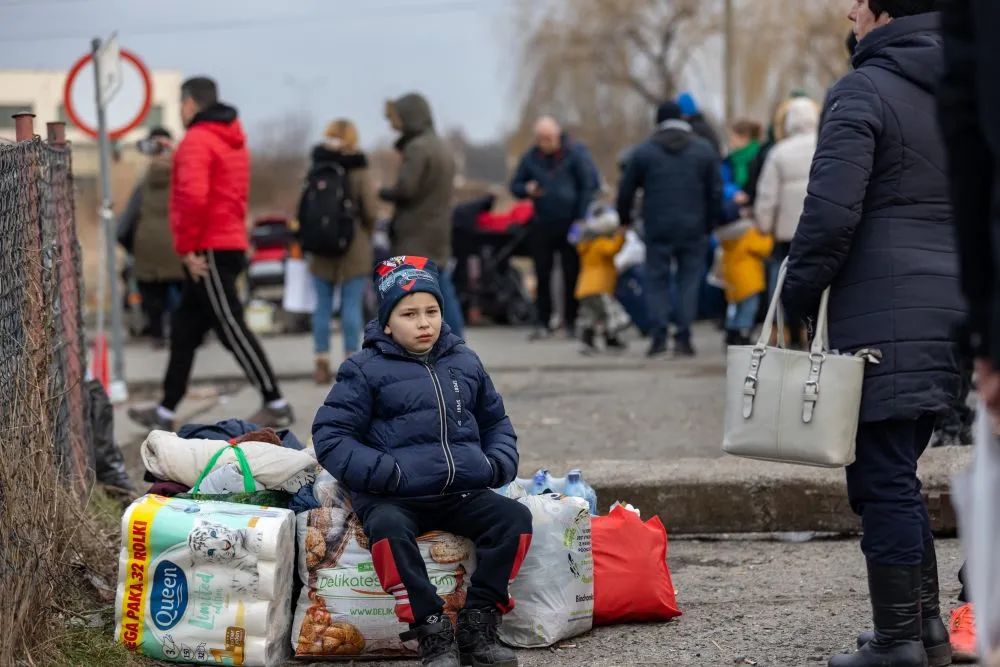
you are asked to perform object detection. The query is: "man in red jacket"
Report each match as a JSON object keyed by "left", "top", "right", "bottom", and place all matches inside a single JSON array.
[{"left": 129, "top": 77, "right": 292, "bottom": 431}]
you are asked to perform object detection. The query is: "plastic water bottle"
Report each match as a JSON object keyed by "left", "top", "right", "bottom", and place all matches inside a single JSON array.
[
  {"left": 526, "top": 469, "right": 550, "bottom": 495},
  {"left": 563, "top": 469, "right": 598, "bottom": 514}
]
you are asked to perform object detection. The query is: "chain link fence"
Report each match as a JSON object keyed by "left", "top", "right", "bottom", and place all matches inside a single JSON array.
[
  {"left": 0, "top": 135, "right": 91, "bottom": 490},
  {"left": 0, "top": 130, "right": 94, "bottom": 663}
]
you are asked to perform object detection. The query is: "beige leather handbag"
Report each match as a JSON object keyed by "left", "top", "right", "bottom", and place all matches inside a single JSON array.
[{"left": 723, "top": 260, "right": 866, "bottom": 468}]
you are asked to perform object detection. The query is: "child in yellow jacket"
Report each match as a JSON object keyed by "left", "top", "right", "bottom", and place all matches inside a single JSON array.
[
  {"left": 716, "top": 220, "right": 774, "bottom": 345},
  {"left": 569, "top": 208, "right": 627, "bottom": 354}
]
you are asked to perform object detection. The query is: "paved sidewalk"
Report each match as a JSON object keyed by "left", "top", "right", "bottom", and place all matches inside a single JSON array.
[
  {"left": 117, "top": 323, "right": 729, "bottom": 460},
  {"left": 116, "top": 322, "right": 970, "bottom": 535},
  {"left": 120, "top": 324, "right": 716, "bottom": 387}
]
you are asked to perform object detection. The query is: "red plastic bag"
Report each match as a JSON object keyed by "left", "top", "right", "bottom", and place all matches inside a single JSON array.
[{"left": 592, "top": 506, "right": 682, "bottom": 625}]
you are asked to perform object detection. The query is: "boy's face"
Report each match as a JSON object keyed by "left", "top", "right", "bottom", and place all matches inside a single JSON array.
[{"left": 384, "top": 292, "right": 442, "bottom": 354}]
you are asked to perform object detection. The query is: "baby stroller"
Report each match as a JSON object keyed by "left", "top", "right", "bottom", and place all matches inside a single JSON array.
[
  {"left": 452, "top": 195, "right": 534, "bottom": 325},
  {"left": 245, "top": 215, "right": 310, "bottom": 334},
  {"left": 247, "top": 215, "right": 295, "bottom": 296}
]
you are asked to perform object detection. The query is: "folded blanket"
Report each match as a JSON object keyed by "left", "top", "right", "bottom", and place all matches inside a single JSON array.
[{"left": 141, "top": 430, "right": 317, "bottom": 492}]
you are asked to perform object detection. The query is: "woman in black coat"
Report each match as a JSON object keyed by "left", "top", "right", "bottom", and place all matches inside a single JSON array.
[{"left": 782, "top": 3, "right": 965, "bottom": 667}]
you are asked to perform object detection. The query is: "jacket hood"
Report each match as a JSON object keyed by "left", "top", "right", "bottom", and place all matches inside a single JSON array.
[
  {"left": 362, "top": 319, "right": 463, "bottom": 358},
  {"left": 783, "top": 98, "right": 819, "bottom": 137},
  {"left": 853, "top": 12, "right": 943, "bottom": 94},
  {"left": 715, "top": 219, "right": 752, "bottom": 241},
  {"left": 390, "top": 93, "right": 435, "bottom": 138},
  {"left": 189, "top": 103, "right": 245, "bottom": 148},
  {"left": 310, "top": 145, "right": 368, "bottom": 170},
  {"left": 652, "top": 119, "right": 694, "bottom": 152}
]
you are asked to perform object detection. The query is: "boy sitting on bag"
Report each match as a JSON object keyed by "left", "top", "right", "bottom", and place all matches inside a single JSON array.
[{"left": 312, "top": 256, "right": 532, "bottom": 667}]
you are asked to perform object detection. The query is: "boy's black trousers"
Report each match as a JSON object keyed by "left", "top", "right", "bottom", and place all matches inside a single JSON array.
[{"left": 357, "top": 490, "right": 533, "bottom": 624}]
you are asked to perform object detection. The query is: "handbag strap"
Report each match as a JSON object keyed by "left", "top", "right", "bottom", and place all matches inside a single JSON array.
[
  {"left": 754, "top": 259, "right": 789, "bottom": 350},
  {"left": 746, "top": 258, "right": 834, "bottom": 422},
  {"left": 191, "top": 443, "right": 256, "bottom": 494},
  {"left": 803, "top": 281, "right": 833, "bottom": 423}
]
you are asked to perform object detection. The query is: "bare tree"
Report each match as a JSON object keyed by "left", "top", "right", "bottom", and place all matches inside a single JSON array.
[
  {"left": 248, "top": 111, "right": 312, "bottom": 216},
  {"left": 508, "top": 0, "right": 850, "bottom": 181}
]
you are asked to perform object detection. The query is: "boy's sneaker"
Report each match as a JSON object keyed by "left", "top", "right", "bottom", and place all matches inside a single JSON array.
[
  {"left": 247, "top": 403, "right": 295, "bottom": 428},
  {"left": 127, "top": 405, "right": 174, "bottom": 432},
  {"left": 949, "top": 603, "right": 978, "bottom": 662},
  {"left": 580, "top": 329, "right": 598, "bottom": 356},
  {"left": 400, "top": 616, "right": 461, "bottom": 667},
  {"left": 456, "top": 608, "right": 517, "bottom": 667}
]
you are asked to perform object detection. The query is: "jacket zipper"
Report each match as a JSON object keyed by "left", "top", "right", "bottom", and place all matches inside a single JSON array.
[{"left": 424, "top": 363, "right": 456, "bottom": 492}]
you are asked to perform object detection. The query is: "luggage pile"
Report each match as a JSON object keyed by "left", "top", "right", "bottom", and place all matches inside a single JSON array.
[{"left": 114, "top": 421, "right": 682, "bottom": 665}]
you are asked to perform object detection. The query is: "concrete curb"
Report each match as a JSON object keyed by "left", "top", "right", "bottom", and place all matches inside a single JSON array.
[{"left": 565, "top": 448, "right": 970, "bottom": 535}]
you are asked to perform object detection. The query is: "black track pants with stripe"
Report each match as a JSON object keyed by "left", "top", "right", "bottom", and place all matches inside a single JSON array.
[{"left": 162, "top": 249, "right": 282, "bottom": 410}]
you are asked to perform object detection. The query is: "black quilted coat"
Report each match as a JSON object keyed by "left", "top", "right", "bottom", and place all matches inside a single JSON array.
[{"left": 783, "top": 13, "right": 965, "bottom": 423}]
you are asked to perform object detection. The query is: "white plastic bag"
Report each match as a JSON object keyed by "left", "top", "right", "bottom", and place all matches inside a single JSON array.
[
  {"left": 952, "top": 402, "right": 1000, "bottom": 666},
  {"left": 614, "top": 229, "right": 646, "bottom": 274},
  {"left": 198, "top": 463, "right": 265, "bottom": 494},
  {"left": 282, "top": 258, "right": 317, "bottom": 314},
  {"left": 499, "top": 494, "right": 593, "bottom": 648}
]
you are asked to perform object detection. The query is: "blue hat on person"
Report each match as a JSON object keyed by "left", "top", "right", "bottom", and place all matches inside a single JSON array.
[
  {"left": 677, "top": 92, "right": 699, "bottom": 117},
  {"left": 373, "top": 255, "right": 443, "bottom": 326}
]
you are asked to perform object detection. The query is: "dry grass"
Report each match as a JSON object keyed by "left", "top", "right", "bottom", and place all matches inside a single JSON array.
[{"left": 0, "top": 430, "right": 132, "bottom": 667}]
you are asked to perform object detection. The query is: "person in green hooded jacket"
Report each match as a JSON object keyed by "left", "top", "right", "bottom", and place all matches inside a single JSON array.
[{"left": 722, "top": 119, "right": 763, "bottom": 200}]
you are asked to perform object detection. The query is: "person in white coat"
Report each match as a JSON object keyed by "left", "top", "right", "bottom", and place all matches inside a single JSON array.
[
  {"left": 754, "top": 96, "right": 819, "bottom": 345},
  {"left": 754, "top": 96, "right": 820, "bottom": 261}
]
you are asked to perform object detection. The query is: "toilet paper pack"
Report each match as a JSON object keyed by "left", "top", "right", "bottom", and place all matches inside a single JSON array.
[{"left": 115, "top": 495, "right": 295, "bottom": 666}]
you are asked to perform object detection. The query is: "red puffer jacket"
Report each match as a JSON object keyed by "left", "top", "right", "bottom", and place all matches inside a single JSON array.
[{"left": 170, "top": 103, "right": 250, "bottom": 255}]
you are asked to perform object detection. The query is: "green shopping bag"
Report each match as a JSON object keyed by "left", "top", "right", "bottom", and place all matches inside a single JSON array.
[{"left": 177, "top": 442, "right": 291, "bottom": 508}]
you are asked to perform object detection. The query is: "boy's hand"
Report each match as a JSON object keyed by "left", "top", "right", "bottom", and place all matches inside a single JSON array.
[{"left": 487, "top": 456, "right": 506, "bottom": 488}]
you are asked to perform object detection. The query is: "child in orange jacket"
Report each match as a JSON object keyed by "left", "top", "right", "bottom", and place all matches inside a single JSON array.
[
  {"left": 716, "top": 219, "right": 773, "bottom": 345},
  {"left": 570, "top": 208, "right": 628, "bottom": 354}
]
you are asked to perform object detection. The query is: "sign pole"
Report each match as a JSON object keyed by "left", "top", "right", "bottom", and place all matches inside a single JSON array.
[{"left": 91, "top": 36, "right": 128, "bottom": 403}]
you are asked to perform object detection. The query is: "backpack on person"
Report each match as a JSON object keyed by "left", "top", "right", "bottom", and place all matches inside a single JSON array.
[{"left": 296, "top": 162, "right": 356, "bottom": 257}]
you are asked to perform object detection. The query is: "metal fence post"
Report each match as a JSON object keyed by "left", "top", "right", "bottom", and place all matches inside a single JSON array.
[
  {"left": 46, "top": 121, "right": 67, "bottom": 147},
  {"left": 13, "top": 112, "right": 35, "bottom": 142},
  {"left": 91, "top": 37, "right": 128, "bottom": 403}
]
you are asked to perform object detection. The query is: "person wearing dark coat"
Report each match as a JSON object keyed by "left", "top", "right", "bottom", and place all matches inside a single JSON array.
[
  {"left": 782, "top": 4, "right": 965, "bottom": 667},
  {"left": 510, "top": 116, "right": 599, "bottom": 339},
  {"left": 937, "top": 0, "right": 1000, "bottom": 660},
  {"left": 117, "top": 128, "right": 185, "bottom": 348},
  {"left": 380, "top": 93, "right": 464, "bottom": 339},
  {"left": 312, "top": 256, "right": 531, "bottom": 667},
  {"left": 617, "top": 101, "right": 722, "bottom": 357}
]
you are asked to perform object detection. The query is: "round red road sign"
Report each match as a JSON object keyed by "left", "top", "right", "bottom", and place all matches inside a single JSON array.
[{"left": 63, "top": 48, "right": 153, "bottom": 140}]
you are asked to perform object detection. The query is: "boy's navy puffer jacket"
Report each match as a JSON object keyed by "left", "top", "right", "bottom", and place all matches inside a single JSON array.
[{"left": 312, "top": 321, "right": 518, "bottom": 500}]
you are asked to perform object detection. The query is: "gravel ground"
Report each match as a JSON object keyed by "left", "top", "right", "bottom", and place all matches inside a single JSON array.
[{"left": 303, "top": 537, "right": 970, "bottom": 667}]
